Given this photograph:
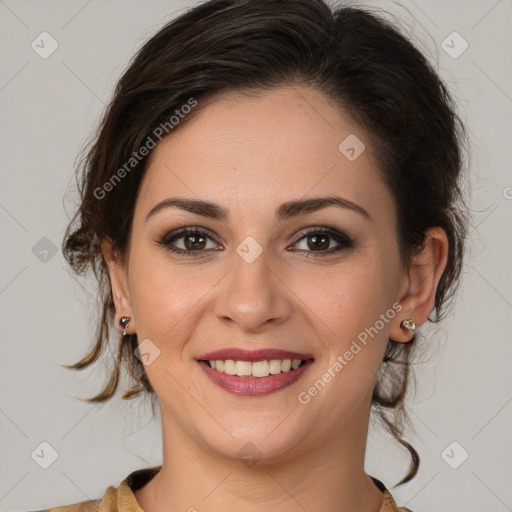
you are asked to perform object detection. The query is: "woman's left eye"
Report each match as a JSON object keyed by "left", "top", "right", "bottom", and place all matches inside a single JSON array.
[{"left": 289, "top": 227, "right": 354, "bottom": 257}]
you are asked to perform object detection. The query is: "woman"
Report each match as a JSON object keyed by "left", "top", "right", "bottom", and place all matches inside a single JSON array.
[{"left": 41, "top": 0, "right": 468, "bottom": 510}]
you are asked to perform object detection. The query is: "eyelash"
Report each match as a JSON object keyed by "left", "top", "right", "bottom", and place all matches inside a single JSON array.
[{"left": 157, "top": 226, "right": 355, "bottom": 259}]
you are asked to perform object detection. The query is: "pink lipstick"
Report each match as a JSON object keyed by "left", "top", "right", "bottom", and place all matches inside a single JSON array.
[{"left": 197, "top": 348, "right": 314, "bottom": 396}]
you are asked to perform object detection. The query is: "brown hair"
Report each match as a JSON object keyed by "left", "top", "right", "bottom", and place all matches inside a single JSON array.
[{"left": 61, "top": 0, "right": 469, "bottom": 486}]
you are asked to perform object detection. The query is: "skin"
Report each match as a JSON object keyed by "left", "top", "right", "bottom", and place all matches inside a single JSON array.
[{"left": 103, "top": 85, "right": 448, "bottom": 512}]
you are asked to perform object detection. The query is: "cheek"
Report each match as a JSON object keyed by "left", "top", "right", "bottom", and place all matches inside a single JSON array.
[
  {"left": 304, "top": 258, "right": 392, "bottom": 329},
  {"left": 128, "top": 250, "right": 223, "bottom": 350},
  {"left": 302, "top": 253, "right": 399, "bottom": 372},
  {"left": 128, "top": 260, "right": 216, "bottom": 397}
]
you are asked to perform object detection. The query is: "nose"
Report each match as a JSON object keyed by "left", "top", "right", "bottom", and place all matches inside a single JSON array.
[{"left": 213, "top": 245, "right": 293, "bottom": 333}]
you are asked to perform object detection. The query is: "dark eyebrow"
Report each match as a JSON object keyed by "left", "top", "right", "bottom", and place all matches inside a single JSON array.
[
  {"left": 277, "top": 196, "right": 370, "bottom": 221},
  {"left": 146, "top": 197, "right": 229, "bottom": 223},
  {"left": 145, "top": 196, "right": 370, "bottom": 223}
]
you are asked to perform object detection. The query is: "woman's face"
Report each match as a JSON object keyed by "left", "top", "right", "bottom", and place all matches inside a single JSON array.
[{"left": 109, "top": 85, "right": 412, "bottom": 462}]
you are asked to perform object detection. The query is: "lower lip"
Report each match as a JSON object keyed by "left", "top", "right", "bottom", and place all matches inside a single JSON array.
[{"left": 198, "top": 359, "right": 314, "bottom": 396}]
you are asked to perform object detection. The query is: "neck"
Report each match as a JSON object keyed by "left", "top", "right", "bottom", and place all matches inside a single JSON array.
[{"left": 135, "top": 401, "right": 384, "bottom": 512}]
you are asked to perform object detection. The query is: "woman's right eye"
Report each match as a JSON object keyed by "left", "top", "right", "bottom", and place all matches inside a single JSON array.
[{"left": 158, "top": 227, "right": 223, "bottom": 257}]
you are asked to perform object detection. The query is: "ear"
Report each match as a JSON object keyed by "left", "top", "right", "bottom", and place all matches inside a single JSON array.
[
  {"left": 390, "top": 227, "right": 449, "bottom": 343},
  {"left": 102, "top": 237, "right": 136, "bottom": 335}
]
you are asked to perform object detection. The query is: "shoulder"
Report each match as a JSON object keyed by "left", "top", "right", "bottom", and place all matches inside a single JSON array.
[{"left": 31, "top": 466, "right": 161, "bottom": 512}]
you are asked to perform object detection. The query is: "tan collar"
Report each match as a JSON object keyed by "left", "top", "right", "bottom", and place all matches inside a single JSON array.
[{"left": 97, "top": 466, "right": 411, "bottom": 512}]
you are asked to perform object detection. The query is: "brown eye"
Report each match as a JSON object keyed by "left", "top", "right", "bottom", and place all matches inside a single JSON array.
[
  {"left": 290, "top": 227, "right": 354, "bottom": 257},
  {"left": 183, "top": 233, "right": 207, "bottom": 250},
  {"left": 306, "top": 233, "right": 330, "bottom": 251},
  {"left": 158, "top": 227, "right": 222, "bottom": 257}
]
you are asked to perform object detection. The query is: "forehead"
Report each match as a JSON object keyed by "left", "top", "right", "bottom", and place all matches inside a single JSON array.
[{"left": 136, "top": 85, "right": 394, "bottom": 223}]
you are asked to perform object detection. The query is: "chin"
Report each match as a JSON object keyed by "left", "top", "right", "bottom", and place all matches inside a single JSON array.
[{"left": 196, "top": 416, "right": 311, "bottom": 466}]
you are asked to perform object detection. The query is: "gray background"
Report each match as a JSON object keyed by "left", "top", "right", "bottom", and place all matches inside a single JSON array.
[{"left": 0, "top": 1, "right": 510, "bottom": 511}]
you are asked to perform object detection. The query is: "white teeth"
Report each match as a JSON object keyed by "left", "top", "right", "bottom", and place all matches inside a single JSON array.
[
  {"left": 207, "top": 358, "right": 305, "bottom": 377},
  {"left": 252, "top": 360, "right": 270, "bottom": 377},
  {"left": 269, "top": 359, "right": 282, "bottom": 374},
  {"left": 235, "top": 360, "right": 252, "bottom": 377},
  {"left": 224, "top": 360, "right": 236, "bottom": 375}
]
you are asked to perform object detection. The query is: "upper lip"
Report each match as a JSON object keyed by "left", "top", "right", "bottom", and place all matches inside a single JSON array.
[{"left": 198, "top": 348, "right": 314, "bottom": 362}]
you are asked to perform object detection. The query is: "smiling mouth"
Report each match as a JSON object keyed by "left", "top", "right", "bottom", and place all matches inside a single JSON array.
[{"left": 199, "top": 358, "right": 310, "bottom": 378}]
